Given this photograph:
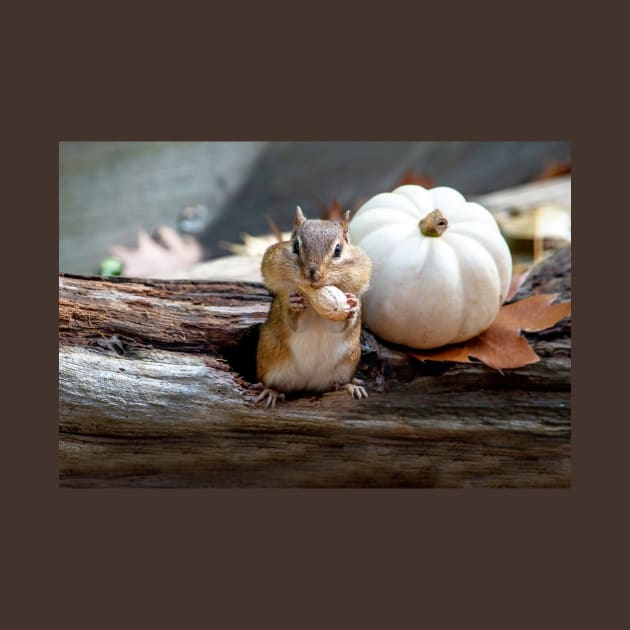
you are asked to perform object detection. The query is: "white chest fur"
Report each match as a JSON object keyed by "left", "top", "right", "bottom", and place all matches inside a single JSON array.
[{"left": 266, "top": 306, "right": 352, "bottom": 392}]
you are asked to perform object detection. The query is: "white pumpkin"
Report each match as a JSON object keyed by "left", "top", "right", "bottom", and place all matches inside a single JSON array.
[{"left": 349, "top": 184, "right": 512, "bottom": 349}]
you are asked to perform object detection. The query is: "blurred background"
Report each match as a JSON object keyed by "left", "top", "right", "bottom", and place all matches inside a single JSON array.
[{"left": 59, "top": 141, "right": 571, "bottom": 277}]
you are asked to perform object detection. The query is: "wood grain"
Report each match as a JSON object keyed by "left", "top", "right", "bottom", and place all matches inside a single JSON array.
[{"left": 58, "top": 248, "right": 571, "bottom": 487}]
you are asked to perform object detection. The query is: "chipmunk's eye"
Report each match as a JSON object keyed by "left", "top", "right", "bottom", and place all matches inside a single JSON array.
[
  {"left": 293, "top": 240, "right": 299, "bottom": 255},
  {"left": 333, "top": 243, "right": 342, "bottom": 258}
]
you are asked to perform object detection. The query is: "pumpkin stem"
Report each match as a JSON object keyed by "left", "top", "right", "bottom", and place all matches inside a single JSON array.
[{"left": 419, "top": 209, "right": 448, "bottom": 237}]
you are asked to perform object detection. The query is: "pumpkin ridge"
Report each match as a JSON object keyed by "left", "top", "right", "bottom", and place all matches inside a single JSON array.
[
  {"left": 444, "top": 231, "right": 505, "bottom": 338},
  {"left": 444, "top": 228, "right": 512, "bottom": 302},
  {"left": 439, "top": 238, "right": 466, "bottom": 345}
]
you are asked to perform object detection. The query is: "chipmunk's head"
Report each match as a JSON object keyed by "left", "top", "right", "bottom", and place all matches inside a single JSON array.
[{"left": 291, "top": 206, "right": 352, "bottom": 287}]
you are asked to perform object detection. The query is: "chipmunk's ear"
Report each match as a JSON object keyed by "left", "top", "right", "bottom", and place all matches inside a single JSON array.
[
  {"left": 292, "top": 206, "right": 306, "bottom": 235},
  {"left": 341, "top": 210, "right": 351, "bottom": 243}
]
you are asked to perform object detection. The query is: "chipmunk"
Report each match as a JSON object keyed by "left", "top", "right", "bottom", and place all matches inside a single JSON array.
[{"left": 255, "top": 206, "right": 372, "bottom": 408}]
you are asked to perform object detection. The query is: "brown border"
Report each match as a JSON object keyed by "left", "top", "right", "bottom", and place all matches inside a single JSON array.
[{"left": 7, "top": 3, "right": 622, "bottom": 628}]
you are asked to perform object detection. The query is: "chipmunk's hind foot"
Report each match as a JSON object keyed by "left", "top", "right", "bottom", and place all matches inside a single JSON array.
[
  {"left": 255, "top": 387, "right": 285, "bottom": 409},
  {"left": 335, "top": 378, "right": 368, "bottom": 400}
]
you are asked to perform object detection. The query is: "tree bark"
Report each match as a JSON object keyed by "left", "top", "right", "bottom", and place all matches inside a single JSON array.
[{"left": 59, "top": 248, "right": 571, "bottom": 488}]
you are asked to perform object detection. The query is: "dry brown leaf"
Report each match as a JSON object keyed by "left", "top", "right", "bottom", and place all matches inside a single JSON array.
[
  {"left": 394, "top": 170, "right": 436, "bottom": 189},
  {"left": 266, "top": 215, "right": 284, "bottom": 242},
  {"left": 506, "top": 270, "right": 529, "bottom": 302},
  {"left": 408, "top": 294, "right": 571, "bottom": 370},
  {"left": 534, "top": 161, "right": 572, "bottom": 181},
  {"left": 322, "top": 198, "right": 344, "bottom": 221}
]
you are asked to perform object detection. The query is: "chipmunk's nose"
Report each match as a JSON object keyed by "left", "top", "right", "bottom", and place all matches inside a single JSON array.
[{"left": 308, "top": 267, "right": 321, "bottom": 282}]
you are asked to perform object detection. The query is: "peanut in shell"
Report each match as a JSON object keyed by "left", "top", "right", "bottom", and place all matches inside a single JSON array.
[{"left": 299, "top": 285, "right": 350, "bottom": 321}]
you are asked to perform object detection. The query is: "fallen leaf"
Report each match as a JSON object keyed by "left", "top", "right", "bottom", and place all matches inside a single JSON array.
[
  {"left": 408, "top": 294, "right": 571, "bottom": 370},
  {"left": 266, "top": 215, "right": 284, "bottom": 242},
  {"left": 506, "top": 270, "right": 529, "bottom": 302},
  {"left": 109, "top": 226, "right": 204, "bottom": 277},
  {"left": 498, "top": 294, "right": 571, "bottom": 333},
  {"left": 394, "top": 170, "right": 436, "bottom": 189},
  {"left": 534, "top": 161, "right": 572, "bottom": 181},
  {"left": 322, "top": 198, "right": 344, "bottom": 221}
]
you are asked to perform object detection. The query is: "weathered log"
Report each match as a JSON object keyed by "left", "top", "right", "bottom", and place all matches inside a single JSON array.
[{"left": 59, "top": 248, "right": 571, "bottom": 488}]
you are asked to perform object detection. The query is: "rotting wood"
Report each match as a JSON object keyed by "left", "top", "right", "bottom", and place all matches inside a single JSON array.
[{"left": 59, "top": 247, "right": 571, "bottom": 488}]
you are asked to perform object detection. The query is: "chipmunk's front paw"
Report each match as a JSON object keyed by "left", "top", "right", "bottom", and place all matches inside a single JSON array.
[
  {"left": 255, "top": 387, "right": 285, "bottom": 409},
  {"left": 344, "top": 293, "right": 358, "bottom": 319},
  {"left": 288, "top": 292, "right": 307, "bottom": 312}
]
